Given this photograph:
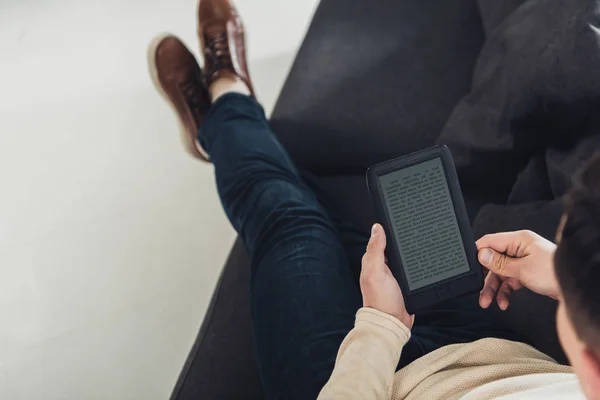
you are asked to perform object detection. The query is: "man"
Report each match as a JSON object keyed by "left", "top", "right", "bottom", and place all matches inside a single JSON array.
[{"left": 148, "top": 0, "right": 598, "bottom": 398}]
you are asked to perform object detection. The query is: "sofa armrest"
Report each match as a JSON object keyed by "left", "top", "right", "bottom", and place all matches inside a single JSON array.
[{"left": 169, "top": 240, "right": 263, "bottom": 400}]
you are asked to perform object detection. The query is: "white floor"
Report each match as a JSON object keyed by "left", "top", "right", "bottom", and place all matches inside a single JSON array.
[{"left": 0, "top": 0, "right": 319, "bottom": 398}]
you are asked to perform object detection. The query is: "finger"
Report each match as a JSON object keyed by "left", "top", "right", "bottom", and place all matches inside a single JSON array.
[
  {"left": 480, "top": 272, "right": 501, "bottom": 309},
  {"left": 476, "top": 231, "right": 534, "bottom": 257},
  {"left": 478, "top": 248, "right": 522, "bottom": 280},
  {"left": 362, "top": 224, "right": 387, "bottom": 271},
  {"left": 496, "top": 280, "right": 514, "bottom": 311}
]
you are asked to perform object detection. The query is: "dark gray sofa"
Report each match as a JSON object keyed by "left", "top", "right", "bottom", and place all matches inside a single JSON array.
[{"left": 170, "top": 0, "right": 600, "bottom": 398}]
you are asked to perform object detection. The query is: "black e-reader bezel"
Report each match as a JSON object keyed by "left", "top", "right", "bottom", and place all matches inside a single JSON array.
[{"left": 366, "top": 145, "right": 483, "bottom": 314}]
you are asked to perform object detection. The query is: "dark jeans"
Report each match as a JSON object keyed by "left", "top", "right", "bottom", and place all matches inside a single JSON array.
[{"left": 199, "top": 94, "right": 518, "bottom": 400}]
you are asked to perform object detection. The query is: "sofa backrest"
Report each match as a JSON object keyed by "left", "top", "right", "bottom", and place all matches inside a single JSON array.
[{"left": 270, "top": 0, "right": 485, "bottom": 174}]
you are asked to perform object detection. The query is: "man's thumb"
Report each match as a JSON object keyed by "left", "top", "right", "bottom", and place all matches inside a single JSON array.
[
  {"left": 478, "top": 248, "right": 519, "bottom": 277},
  {"left": 367, "top": 224, "right": 386, "bottom": 254},
  {"left": 362, "top": 224, "right": 387, "bottom": 275}
]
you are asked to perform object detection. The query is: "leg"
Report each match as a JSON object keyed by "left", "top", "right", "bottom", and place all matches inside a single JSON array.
[
  {"left": 148, "top": 13, "right": 361, "bottom": 397},
  {"left": 299, "top": 171, "right": 371, "bottom": 284},
  {"left": 199, "top": 93, "right": 362, "bottom": 399}
]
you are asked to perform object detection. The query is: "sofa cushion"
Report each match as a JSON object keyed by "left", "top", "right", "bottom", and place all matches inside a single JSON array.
[
  {"left": 438, "top": 0, "right": 600, "bottom": 201},
  {"left": 477, "top": 0, "right": 526, "bottom": 35},
  {"left": 270, "top": 0, "right": 484, "bottom": 174}
]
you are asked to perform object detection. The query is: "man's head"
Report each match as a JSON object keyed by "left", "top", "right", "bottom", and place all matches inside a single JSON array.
[{"left": 554, "top": 153, "right": 600, "bottom": 399}]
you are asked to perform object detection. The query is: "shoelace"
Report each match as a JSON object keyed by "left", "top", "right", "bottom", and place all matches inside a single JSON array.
[
  {"left": 205, "top": 32, "right": 233, "bottom": 71},
  {"left": 178, "top": 79, "right": 205, "bottom": 117}
]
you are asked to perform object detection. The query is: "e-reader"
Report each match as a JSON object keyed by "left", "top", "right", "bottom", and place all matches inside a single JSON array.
[{"left": 366, "top": 145, "right": 483, "bottom": 314}]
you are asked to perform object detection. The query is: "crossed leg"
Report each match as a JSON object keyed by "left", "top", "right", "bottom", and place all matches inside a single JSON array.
[{"left": 199, "top": 93, "right": 363, "bottom": 399}]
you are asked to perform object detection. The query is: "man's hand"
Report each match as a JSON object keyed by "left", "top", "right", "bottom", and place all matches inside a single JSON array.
[
  {"left": 476, "top": 230, "right": 560, "bottom": 310},
  {"left": 360, "top": 224, "right": 414, "bottom": 329}
]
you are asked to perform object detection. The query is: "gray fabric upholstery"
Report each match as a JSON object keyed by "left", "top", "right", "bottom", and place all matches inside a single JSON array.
[
  {"left": 477, "top": 0, "right": 526, "bottom": 35},
  {"left": 270, "top": 0, "right": 485, "bottom": 174},
  {"left": 439, "top": 0, "right": 600, "bottom": 205},
  {"left": 170, "top": 240, "right": 263, "bottom": 400}
]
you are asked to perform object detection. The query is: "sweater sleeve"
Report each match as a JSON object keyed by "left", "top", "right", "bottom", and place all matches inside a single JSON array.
[{"left": 318, "top": 308, "right": 411, "bottom": 400}]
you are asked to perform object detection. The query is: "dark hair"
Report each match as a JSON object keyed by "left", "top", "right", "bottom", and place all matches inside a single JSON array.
[{"left": 554, "top": 153, "right": 600, "bottom": 347}]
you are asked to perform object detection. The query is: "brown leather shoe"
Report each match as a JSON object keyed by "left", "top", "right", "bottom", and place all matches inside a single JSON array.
[
  {"left": 198, "top": 0, "right": 255, "bottom": 95},
  {"left": 148, "top": 34, "right": 211, "bottom": 161}
]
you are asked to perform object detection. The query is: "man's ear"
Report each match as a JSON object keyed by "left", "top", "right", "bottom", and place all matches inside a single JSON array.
[{"left": 580, "top": 348, "right": 600, "bottom": 399}]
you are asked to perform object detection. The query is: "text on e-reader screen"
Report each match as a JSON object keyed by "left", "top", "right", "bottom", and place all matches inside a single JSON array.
[{"left": 379, "top": 158, "right": 470, "bottom": 291}]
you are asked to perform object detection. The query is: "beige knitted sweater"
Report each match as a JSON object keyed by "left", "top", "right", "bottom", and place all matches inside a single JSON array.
[{"left": 318, "top": 308, "right": 581, "bottom": 399}]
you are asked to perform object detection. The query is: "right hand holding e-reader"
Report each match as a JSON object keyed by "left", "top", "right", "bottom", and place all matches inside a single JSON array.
[{"left": 367, "top": 146, "right": 483, "bottom": 314}]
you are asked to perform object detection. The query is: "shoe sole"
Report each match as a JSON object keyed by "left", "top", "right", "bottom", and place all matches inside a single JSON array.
[{"left": 147, "top": 34, "right": 210, "bottom": 162}]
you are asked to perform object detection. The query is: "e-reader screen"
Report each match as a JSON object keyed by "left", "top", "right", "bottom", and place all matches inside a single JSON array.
[{"left": 378, "top": 158, "right": 470, "bottom": 291}]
